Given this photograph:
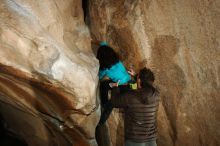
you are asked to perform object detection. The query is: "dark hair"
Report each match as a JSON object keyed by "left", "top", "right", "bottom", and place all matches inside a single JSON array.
[
  {"left": 139, "top": 68, "right": 155, "bottom": 88},
  {"left": 96, "top": 46, "right": 119, "bottom": 70},
  {"left": 139, "top": 68, "right": 158, "bottom": 103}
]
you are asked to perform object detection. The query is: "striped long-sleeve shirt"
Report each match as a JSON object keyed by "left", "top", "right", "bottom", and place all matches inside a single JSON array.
[{"left": 110, "top": 87, "right": 160, "bottom": 142}]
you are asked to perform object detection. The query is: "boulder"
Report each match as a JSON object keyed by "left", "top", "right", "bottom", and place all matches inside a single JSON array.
[
  {"left": 88, "top": 0, "right": 220, "bottom": 146},
  {"left": 0, "top": 0, "right": 99, "bottom": 145}
]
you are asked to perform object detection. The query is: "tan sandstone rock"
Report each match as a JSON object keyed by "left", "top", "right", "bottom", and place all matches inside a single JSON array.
[
  {"left": 0, "top": 0, "right": 99, "bottom": 145},
  {"left": 89, "top": 0, "right": 220, "bottom": 146},
  {"left": 1, "top": 0, "right": 220, "bottom": 146}
]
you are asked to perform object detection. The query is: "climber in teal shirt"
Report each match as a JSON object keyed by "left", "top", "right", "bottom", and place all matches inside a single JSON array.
[
  {"left": 97, "top": 41, "right": 131, "bottom": 85},
  {"left": 96, "top": 41, "right": 132, "bottom": 125},
  {"left": 99, "top": 61, "right": 131, "bottom": 85}
]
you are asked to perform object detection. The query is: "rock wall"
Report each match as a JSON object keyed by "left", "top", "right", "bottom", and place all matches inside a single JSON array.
[
  {"left": 88, "top": 0, "right": 220, "bottom": 146},
  {"left": 0, "top": 0, "right": 219, "bottom": 146},
  {"left": 0, "top": 0, "right": 99, "bottom": 145}
]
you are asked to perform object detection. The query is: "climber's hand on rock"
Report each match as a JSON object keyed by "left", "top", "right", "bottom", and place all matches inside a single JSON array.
[
  {"left": 109, "top": 80, "right": 120, "bottom": 88},
  {"left": 91, "top": 38, "right": 100, "bottom": 45},
  {"left": 128, "top": 69, "right": 136, "bottom": 76}
]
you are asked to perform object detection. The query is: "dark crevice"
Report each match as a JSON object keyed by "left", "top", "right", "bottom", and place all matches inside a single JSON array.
[
  {"left": 0, "top": 114, "right": 28, "bottom": 146},
  {"left": 82, "top": 0, "right": 88, "bottom": 23},
  {"left": 82, "top": 1, "right": 112, "bottom": 145}
]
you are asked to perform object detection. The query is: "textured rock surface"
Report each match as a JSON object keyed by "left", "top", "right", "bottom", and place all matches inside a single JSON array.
[
  {"left": 1, "top": 0, "right": 220, "bottom": 146},
  {"left": 0, "top": 0, "right": 99, "bottom": 145},
  {"left": 89, "top": 0, "right": 220, "bottom": 146}
]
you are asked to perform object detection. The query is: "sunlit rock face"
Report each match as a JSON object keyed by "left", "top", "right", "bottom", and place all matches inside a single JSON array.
[
  {"left": 89, "top": 0, "right": 220, "bottom": 146},
  {"left": 0, "top": 0, "right": 99, "bottom": 145}
]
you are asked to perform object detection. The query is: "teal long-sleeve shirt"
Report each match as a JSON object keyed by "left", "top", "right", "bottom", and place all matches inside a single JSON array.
[{"left": 99, "top": 61, "right": 131, "bottom": 85}]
